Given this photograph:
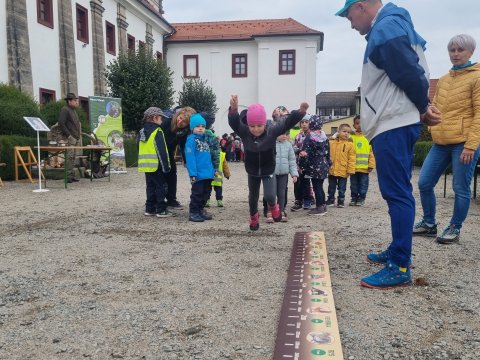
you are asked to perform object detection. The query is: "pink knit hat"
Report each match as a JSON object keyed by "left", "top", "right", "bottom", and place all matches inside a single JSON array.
[{"left": 247, "top": 103, "right": 267, "bottom": 126}]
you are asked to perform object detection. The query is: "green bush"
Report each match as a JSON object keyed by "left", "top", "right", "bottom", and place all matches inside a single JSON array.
[
  {"left": 0, "top": 135, "right": 38, "bottom": 181},
  {"left": 0, "top": 83, "right": 41, "bottom": 136},
  {"left": 40, "top": 100, "right": 90, "bottom": 133},
  {"left": 178, "top": 77, "right": 218, "bottom": 115},
  {"left": 105, "top": 49, "right": 174, "bottom": 132},
  {"left": 413, "top": 141, "right": 432, "bottom": 167}
]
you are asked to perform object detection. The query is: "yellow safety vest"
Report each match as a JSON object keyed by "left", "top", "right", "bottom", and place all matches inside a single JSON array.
[
  {"left": 138, "top": 128, "right": 165, "bottom": 172},
  {"left": 211, "top": 151, "right": 225, "bottom": 186},
  {"left": 350, "top": 134, "right": 371, "bottom": 170}
]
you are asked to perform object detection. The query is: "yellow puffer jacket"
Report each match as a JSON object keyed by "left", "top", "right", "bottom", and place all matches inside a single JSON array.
[
  {"left": 431, "top": 63, "right": 480, "bottom": 150},
  {"left": 329, "top": 138, "right": 356, "bottom": 178}
]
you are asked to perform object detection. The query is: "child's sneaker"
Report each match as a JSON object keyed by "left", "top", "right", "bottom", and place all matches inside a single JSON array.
[
  {"left": 356, "top": 199, "right": 365, "bottom": 206},
  {"left": 217, "top": 199, "right": 224, "bottom": 207},
  {"left": 157, "top": 209, "right": 174, "bottom": 218},
  {"left": 144, "top": 211, "right": 156, "bottom": 216},
  {"left": 361, "top": 261, "right": 411, "bottom": 289},
  {"left": 167, "top": 200, "right": 183, "bottom": 210},
  {"left": 349, "top": 199, "right": 357, "bottom": 206},
  {"left": 291, "top": 201, "right": 303, "bottom": 211},
  {"left": 281, "top": 211, "right": 288, "bottom": 222},
  {"left": 303, "top": 199, "right": 311, "bottom": 210},
  {"left": 436, "top": 225, "right": 460, "bottom": 244},
  {"left": 201, "top": 210, "right": 213, "bottom": 220},
  {"left": 249, "top": 212, "right": 259, "bottom": 231},
  {"left": 308, "top": 205, "right": 327, "bottom": 216},
  {"left": 412, "top": 219, "right": 437, "bottom": 237},
  {"left": 270, "top": 203, "right": 282, "bottom": 222},
  {"left": 189, "top": 213, "right": 204, "bottom": 222},
  {"left": 205, "top": 199, "right": 211, "bottom": 208},
  {"left": 337, "top": 200, "right": 345, "bottom": 208},
  {"left": 266, "top": 211, "right": 274, "bottom": 223},
  {"left": 325, "top": 198, "right": 335, "bottom": 207}
]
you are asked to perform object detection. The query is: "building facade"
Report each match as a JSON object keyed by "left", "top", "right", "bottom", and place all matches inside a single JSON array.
[
  {"left": 0, "top": 0, "right": 172, "bottom": 113},
  {"left": 165, "top": 19, "right": 323, "bottom": 135},
  {"left": 1, "top": 3, "right": 323, "bottom": 136}
]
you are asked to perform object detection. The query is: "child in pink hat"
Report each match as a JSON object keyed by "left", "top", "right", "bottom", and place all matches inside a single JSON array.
[{"left": 228, "top": 95, "right": 308, "bottom": 230}]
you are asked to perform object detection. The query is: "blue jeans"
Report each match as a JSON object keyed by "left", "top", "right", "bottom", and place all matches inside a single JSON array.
[
  {"left": 327, "top": 175, "right": 347, "bottom": 201},
  {"left": 418, "top": 143, "right": 480, "bottom": 229},
  {"left": 371, "top": 124, "right": 420, "bottom": 267},
  {"left": 350, "top": 172, "right": 369, "bottom": 201}
]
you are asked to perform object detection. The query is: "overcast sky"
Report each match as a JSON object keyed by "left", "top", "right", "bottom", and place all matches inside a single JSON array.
[{"left": 163, "top": 0, "right": 480, "bottom": 93}]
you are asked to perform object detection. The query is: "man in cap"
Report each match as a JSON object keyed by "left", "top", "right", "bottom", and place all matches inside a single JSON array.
[
  {"left": 58, "top": 92, "right": 81, "bottom": 182},
  {"left": 336, "top": 0, "right": 441, "bottom": 288}
]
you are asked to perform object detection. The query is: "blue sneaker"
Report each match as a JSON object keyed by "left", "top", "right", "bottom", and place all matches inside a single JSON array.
[
  {"left": 367, "top": 250, "right": 390, "bottom": 265},
  {"left": 361, "top": 261, "right": 411, "bottom": 289},
  {"left": 303, "top": 199, "right": 311, "bottom": 210}
]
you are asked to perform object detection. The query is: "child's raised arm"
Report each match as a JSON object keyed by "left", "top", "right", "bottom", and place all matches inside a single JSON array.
[{"left": 230, "top": 95, "right": 238, "bottom": 112}]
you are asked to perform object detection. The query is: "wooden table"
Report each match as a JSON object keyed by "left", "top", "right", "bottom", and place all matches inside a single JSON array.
[{"left": 36, "top": 146, "right": 111, "bottom": 189}]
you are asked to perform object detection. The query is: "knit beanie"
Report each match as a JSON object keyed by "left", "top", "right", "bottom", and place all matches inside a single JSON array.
[
  {"left": 189, "top": 113, "right": 206, "bottom": 131},
  {"left": 308, "top": 115, "right": 324, "bottom": 131},
  {"left": 246, "top": 103, "right": 267, "bottom": 126}
]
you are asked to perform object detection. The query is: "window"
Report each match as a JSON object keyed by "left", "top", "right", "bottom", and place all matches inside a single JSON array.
[
  {"left": 37, "top": 0, "right": 53, "bottom": 28},
  {"left": 105, "top": 21, "right": 116, "bottom": 55},
  {"left": 39, "top": 88, "right": 56, "bottom": 105},
  {"left": 279, "top": 50, "right": 295, "bottom": 75},
  {"left": 138, "top": 40, "right": 145, "bottom": 50},
  {"left": 232, "top": 54, "right": 247, "bottom": 78},
  {"left": 156, "top": 51, "right": 163, "bottom": 61},
  {"left": 127, "top": 34, "right": 135, "bottom": 51},
  {"left": 318, "top": 108, "right": 330, "bottom": 117},
  {"left": 183, "top": 55, "right": 199, "bottom": 78},
  {"left": 333, "top": 107, "right": 348, "bottom": 117},
  {"left": 76, "top": 4, "right": 89, "bottom": 43}
]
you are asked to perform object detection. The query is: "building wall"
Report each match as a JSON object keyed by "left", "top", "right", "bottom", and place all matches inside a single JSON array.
[
  {"left": 166, "top": 36, "right": 319, "bottom": 135},
  {"left": 0, "top": 0, "right": 8, "bottom": 83}
]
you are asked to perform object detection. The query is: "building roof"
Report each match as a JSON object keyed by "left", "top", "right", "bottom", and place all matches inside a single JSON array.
[
  {"left": 316, "top": 91, "right": 359, "bottom": 108},
  {"left": 166, "top": 18, "right": 323, "bottom": 50}
]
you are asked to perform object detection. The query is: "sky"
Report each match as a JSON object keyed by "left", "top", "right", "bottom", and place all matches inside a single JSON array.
[{"left": 162, "top": 0, "right": 480, "bottom": 93}]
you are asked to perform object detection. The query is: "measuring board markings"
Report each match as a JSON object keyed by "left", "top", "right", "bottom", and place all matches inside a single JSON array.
[{"left": 273, "top": 231, "right": 344, "bottom": 360}]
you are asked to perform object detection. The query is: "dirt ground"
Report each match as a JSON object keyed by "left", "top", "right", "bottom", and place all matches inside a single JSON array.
[{"left": 0, "top": 162, "right": 479, "bottom": 359}]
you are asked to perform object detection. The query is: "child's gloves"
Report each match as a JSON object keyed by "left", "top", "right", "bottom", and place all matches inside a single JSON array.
[{"left": 190, "top": 176, "right": 196, "bottom": 184}]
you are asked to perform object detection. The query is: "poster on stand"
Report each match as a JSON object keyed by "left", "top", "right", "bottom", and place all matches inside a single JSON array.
[{"left": 88, "top": 96, "right": 127, "bottom": 173}]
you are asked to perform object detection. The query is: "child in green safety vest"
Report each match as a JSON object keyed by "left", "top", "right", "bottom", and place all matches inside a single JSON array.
[
  {"left": 206, "top": 150, "right": 231, "bottom": 208},
  {"left": 137, "top": 107, "right": 173, "bottom": 218},
  {"left": 349, "top": 115, "right": 376, "bottom": 206}
]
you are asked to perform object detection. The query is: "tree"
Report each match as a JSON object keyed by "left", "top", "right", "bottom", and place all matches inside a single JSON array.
[
  {"left": 105, "top": 49, "right": 174, "bottom": 132},
  {"left": 0, "top": 83, "right": 41, "bottom": 136},
  {"left": 178, "top": 78, "right": 218, "bottom": 116}
]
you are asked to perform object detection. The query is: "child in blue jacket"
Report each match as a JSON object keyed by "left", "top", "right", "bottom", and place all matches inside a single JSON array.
[{"left": 185, "top": 114, "right": 217, "bottom": 222}]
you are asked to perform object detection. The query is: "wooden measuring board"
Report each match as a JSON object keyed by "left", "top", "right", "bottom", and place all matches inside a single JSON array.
[{"left": 273, "top": 231, "right": 344, "bottom": 360}]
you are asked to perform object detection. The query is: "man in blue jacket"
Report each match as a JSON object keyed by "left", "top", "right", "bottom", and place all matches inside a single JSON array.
[{"left": 336, "top": 0, "right": 441, "bottom": 288}]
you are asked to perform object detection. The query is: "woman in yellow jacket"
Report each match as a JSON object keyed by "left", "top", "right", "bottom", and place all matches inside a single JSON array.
[
  {"left": 326, "top": 124, "right": 356, "bottom": 207},
  {"left": 414, "top": 34, "right": 480, "bottom": 244}
]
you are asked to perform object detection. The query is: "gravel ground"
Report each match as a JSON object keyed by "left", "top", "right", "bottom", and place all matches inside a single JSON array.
[{"left": 0, "top": 162, "right": 479, "bottom": 360}]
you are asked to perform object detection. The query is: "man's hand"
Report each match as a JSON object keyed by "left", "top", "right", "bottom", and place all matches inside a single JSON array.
[
  {"left": 460, "top": 148, "right": 475, "bottom": 165},
  {"left": 67, "top": 135, "right": 77, "bottom": 145},
  {"left": 292, "top": 176, "right": 298, "bottom": 183},
  {"left": 230, "top": 95, "right": 238, "bottom": 112},
  {"left": 421, "top": 105, "right": 441, "bottom": 126}
]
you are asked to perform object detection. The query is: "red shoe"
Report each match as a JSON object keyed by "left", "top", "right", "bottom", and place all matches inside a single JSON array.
[
  {"left": 249, "top": 212, "right": 259, "bottom": 231},
  {"left": 269, "top": 204, "right": 281, "bottom": 222}
]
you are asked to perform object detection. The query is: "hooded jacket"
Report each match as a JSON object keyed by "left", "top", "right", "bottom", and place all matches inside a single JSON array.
[
  {"left": 228, "top": 108, "right": 305, "bottom": 176},
  {"left": 360, "top": 2, "right": 430, "bottom": 141},
  {"left": 136, "top": 122, "right": 170, "bottom": 173},
  {"left": 184, "top": 133, "right": 215, "bottom": 181},
  {"left": 329, "top": 138, "right": 356, "bottom": 178},
  {"left": 431, "top": 63, "right": 480, "bottom": 150}
]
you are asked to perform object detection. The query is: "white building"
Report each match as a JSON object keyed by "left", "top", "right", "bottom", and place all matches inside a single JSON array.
[
  {"left": 165, "top": 19, "right": 323, "bottom": 135},
  {"left": 1, "top": 1, "right": 323, "bottom": 135}
]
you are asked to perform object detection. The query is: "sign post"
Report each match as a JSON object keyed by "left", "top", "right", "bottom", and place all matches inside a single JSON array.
[{"left": 23, "top": 117, "right": 50, "bottom": 193}]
